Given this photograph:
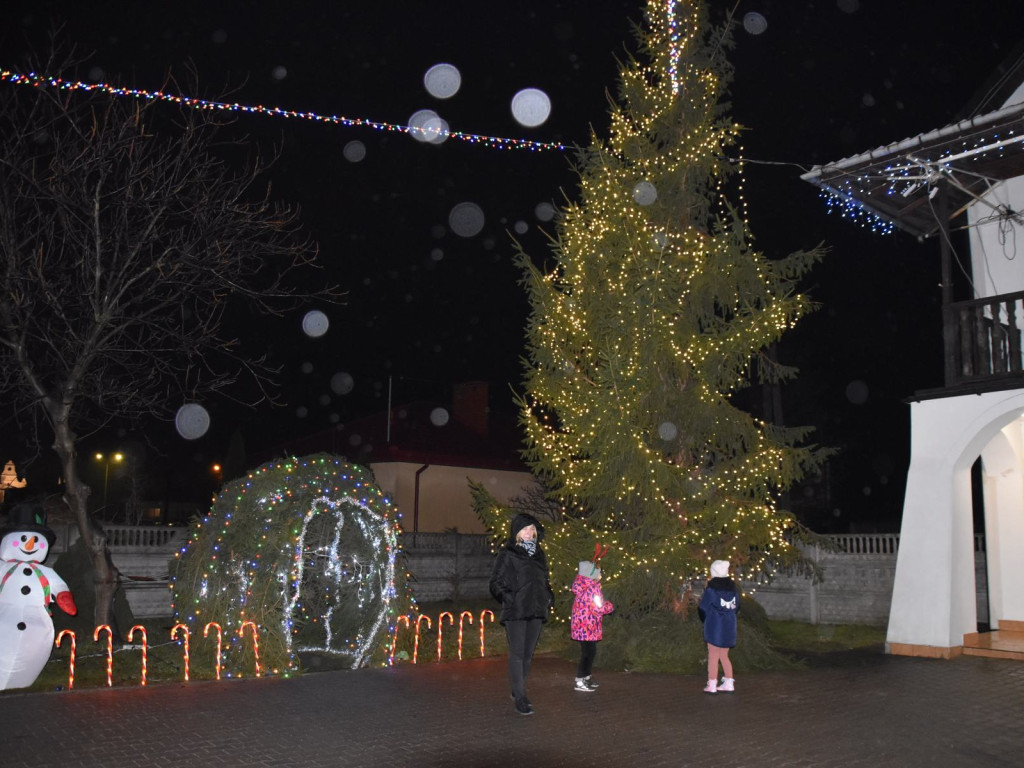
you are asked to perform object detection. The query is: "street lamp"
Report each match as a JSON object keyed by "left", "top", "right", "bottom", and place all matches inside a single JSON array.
[
  {"left": 210, "top": 463, "right": 224, "bottom": 503},
  {"left": 94, "top": 452, "right": 124, "bottom": 511}
]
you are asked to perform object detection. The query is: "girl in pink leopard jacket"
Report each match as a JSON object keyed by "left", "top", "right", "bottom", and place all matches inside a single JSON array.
[{"left": 570, "top": 559, "right": 614, "bottom": 692}]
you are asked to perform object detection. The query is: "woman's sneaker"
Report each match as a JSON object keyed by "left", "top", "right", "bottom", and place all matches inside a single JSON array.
[
  {"left": 514, "top": 697, "right": 534, "bottom": 715},
  {"left": 719, "top": 677, "right": 735, "bottom": 693},
  {"left": 584, "top": 675, "right": 599, "bottom": 689},
  {"left": 510, "top": 694, "right": 533, "bottom": 711},
  {"left": 703, "top": 679, "right": 717, "bottom": 694},
  {"left": 574, "top": 677, "right": 595, "bottom": 692}
]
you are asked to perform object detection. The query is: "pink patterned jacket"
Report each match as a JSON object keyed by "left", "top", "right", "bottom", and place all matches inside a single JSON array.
[{"left": 570, "top": 574, "right": 614, "bottom": 641}]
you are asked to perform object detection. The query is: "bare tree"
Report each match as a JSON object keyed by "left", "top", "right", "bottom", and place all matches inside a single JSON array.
[{"left": 0, "top": 61, "right": 340, "bottom": 629}]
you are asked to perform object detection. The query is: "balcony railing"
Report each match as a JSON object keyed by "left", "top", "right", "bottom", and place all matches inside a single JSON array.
[
  {"left": 946, "top": 289, "right": 1024, "bottom": 387},
  {"left": 104, "top": 525, "right": 184, "bottom": 551}
]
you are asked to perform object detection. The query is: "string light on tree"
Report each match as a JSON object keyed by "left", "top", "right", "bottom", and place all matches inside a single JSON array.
[
  {"left": 171, "top": 454, "right": 413, "bottom": 676},
  {"left": 474, "top": 0, "right": 828, "bottom": 624}
]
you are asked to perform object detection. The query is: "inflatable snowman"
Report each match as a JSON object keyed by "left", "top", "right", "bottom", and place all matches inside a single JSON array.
[{"left": 0, "top": 502, "right": 77, "bottom": 690}]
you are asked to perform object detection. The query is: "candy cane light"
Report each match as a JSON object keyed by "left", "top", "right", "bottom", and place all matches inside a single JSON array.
[
  {"left": 414, "top": 614, "right": 431, "bottom": 664},
  {"left": 436, "top": 611, "right": 453, "bottom": 662},
  {"left": 239, "top": 621, "right": 262, "bottom": 677},
  {"left": 93, "top": 625, "right": 113, "bottom": 687},
  {"left": 128, "top": 625, "right": 148, "bottom": 686},
  {"left": 457, "top": 611, "right": 474, "bottom": 661},
  {"left": 55, "top": 629, "right": 76, "bottom": 690},
  {"left": 171, "top": 623, "right": 191, "bottom": 681},
  {"left": 389, "top": 615, "right": 411, "bottom": 666},
  {"left": 478, "top": 609, "right": 494, "bottom": 657},
  {"left": 204, "top": 622, "right": 223, "bottom": 680}
]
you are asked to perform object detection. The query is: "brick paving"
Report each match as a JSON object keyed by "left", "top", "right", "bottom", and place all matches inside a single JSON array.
[{"left": 2, "top": 651, "right": 1023, "bottom": 767}]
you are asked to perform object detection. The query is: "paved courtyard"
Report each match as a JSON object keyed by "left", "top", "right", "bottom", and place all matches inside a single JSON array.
[{"left": 2, "top": 651, "right": 1022, "bottom": 767}]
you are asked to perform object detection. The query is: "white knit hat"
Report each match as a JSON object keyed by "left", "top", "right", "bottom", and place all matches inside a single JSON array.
[
  {"left": 579, "top": 560, "right": 600, "bottom": 579},
  {"left": 710, "top": 560, "right": 730, "bottom": 578}
]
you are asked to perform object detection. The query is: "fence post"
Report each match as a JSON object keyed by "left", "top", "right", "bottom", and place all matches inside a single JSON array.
[{"left": 809, "top": 542, "right": 819, "bottom": 625}]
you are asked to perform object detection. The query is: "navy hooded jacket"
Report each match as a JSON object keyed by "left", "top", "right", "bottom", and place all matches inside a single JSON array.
[{"left": 698, "top": 576, "right": 739, "bottom": 648}]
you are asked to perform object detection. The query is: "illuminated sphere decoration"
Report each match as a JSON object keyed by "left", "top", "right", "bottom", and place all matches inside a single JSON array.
[{"left": 171, "top": 454, "right": 407, "bottom": 675}]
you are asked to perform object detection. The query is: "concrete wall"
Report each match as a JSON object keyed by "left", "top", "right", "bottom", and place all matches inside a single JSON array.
[
  {"left": 51, "top": 528, "right": 995, "bottom": 628},
  {"left": 751, "top": 536, "right": 989, "bottom": 627},
  {"left": 404, "top": 532, "right": 994, "bottom": 627},
  {"left": 402, "top": 532, "right": 494, "bottom": 603}
]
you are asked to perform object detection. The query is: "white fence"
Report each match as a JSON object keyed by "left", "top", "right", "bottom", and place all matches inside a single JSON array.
[
  {"left": 50, "top": 524, "right": 183, "bottom": 618},
  {"left": 52, "top": 528, "right": 990, "bottom": 625}
]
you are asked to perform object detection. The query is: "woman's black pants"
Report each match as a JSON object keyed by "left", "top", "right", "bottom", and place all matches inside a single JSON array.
[{"left": 505, "top": 618, "right": 543, "bottom": 699}]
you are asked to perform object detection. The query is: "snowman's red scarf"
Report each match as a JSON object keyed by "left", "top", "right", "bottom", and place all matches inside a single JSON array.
[{"left": 1, "top": 562, "right": 52, "bottom": 605}]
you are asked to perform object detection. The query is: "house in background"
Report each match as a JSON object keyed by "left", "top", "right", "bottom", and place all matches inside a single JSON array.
[
  {"left": 270, "top": 381, "right": 539, "bottom": 534},
  {"left": 802, "top": 54, "right": 1024, "bottom": 658}
]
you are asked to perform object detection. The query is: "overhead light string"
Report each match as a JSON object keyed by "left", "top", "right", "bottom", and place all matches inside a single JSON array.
[{"left": 0, "top": 68, "right": 567, "bottom": 153}]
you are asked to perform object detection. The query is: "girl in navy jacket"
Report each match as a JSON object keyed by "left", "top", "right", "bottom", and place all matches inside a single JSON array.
[{"left": 698, "top": 559, "right": 739, "bottom": 694}]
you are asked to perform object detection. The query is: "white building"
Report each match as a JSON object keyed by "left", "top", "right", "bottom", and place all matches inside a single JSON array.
[
  {"left": 802, "top": 64, "right": 1024, "bottom": 658},
  {"left": 273, "top": 381, "right": 540, "bottom": 534}
]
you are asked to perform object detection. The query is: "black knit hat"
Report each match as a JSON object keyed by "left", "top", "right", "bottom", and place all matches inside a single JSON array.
[{"left": 0, "top": 502, "right": 57, "bottom": 550}]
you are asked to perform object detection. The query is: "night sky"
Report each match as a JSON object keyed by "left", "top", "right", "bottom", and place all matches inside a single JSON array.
[{"left": 2, "top": 1, "right": 1021, "bottom": 530}]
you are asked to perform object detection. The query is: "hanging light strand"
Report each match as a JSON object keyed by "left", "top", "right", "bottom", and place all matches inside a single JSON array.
[{"left": 0, "top": 68, "right": 568, "bottom": 152}]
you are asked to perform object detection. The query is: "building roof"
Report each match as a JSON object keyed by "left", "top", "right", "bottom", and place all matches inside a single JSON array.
[
  {"left": 800, "top": 41, "right": 1024, "bottom": 240},
  {"left": 263, "top": 399, "right": 529, "bottom": 473},
  {"left": 800, "top": 98, "right": 1024, "bottom": 239}
]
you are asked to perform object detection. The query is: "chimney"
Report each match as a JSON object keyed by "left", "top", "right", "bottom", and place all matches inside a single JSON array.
[{"left": 452, "top": 381, "right": 489, "bottom": 436}]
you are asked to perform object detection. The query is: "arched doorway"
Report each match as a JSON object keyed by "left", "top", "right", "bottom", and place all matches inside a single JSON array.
[{"left": 886, "top": 389, "right": 1024, "bottom": 657}]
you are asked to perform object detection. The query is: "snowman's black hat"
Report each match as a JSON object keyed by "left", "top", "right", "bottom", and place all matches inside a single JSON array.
[{"left": 1, "top": 502, "right": 57, "bottom": 549}]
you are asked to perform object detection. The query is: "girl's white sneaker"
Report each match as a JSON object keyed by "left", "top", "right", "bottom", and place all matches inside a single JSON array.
[
  {"left": 703, "top": 679, "right": 717, "bottom": 694},
  {"left": 719, "top": 677, "right": 735, "bottom": 692}
]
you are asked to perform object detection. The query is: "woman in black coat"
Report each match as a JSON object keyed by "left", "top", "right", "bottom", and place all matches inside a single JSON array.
[{"left": 489, "top": 512, "right": 554, "bottom": 716}]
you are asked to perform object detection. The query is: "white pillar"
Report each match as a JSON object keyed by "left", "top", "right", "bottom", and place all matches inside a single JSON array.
[{"left": 887, "top": 391, "right": 1024, "bottom": 656}]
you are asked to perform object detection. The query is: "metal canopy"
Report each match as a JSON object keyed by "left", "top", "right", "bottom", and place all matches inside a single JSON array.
[{"left": 801, "top": 100, "right": 1024, "bottom": 239}]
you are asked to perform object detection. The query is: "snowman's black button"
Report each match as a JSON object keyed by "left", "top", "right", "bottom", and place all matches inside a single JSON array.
[
  {"left": 23, "top": 568, "right": 32, "bottom": 576},
  {"left": 21, "top": 586, "right": 31, "bottom": 595},
  {"left": 17, "top": 622, "right": 26, "bottom": 630}
]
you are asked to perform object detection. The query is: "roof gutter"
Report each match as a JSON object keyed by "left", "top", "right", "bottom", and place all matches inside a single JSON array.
[{"left": 801, "top": 98, "right": 1024, "bottom": 181}]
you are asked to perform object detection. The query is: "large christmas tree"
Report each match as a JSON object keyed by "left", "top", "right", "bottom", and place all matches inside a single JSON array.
[{"left": 481, "top": 0, "right": 826, "bottom": 619}]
